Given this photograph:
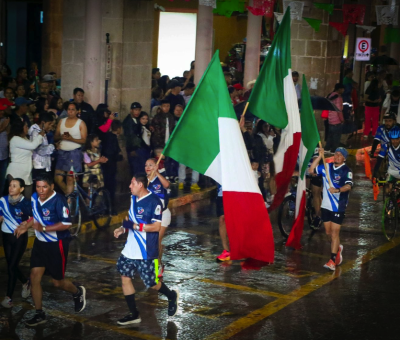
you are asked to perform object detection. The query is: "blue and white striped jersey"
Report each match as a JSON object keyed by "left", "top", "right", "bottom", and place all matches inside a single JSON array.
[
  {"left": 374, "top": 125, "right": 391, "bottom": 145},
  {"left": 31, "top": 192, "right": 72, "bottom": 242},
  {"left": 121, "top": 192, "right": 163, "bottom": 260},
  {"left": 147, "top": 176, "right": 169, "bottom": 210},
  {"left": 379, "top": 143, "right": 400, "bottom": 175},
  {"left": 0, "top": 196, "right": 32, "bottom": 233}
]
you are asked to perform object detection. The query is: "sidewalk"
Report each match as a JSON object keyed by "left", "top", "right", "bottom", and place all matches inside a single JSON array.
[{"left": 0, "top": 186, "right": 217, "bottom": 258}]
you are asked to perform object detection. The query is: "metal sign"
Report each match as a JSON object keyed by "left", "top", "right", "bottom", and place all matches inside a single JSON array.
[
  {"left": 355, "top": 37, "right": 371, "bottom": 61},
  {"left": 105, "top": 43, "right": 112, "bottom": 80}
]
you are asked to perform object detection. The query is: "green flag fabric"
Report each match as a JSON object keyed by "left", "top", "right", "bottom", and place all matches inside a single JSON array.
[
  {"left": 300, "top": 74, "right": 320, "bottom": 179},
  {"left": 313, "top": 3, "right": 334, "bottom": 14},
  {"left": 247, "top": 7, "right": 292, "bottom": 129},
  {"left": 384, "top": 27, "right": 400, "bottom": 44},
  {"left": 303, "top": 17, "right": 322, "bottom": 32}
]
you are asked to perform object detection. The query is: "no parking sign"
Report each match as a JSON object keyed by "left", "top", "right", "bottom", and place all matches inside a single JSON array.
[{"left": 355, "top": 38, "right": 371, "bottom": 61}]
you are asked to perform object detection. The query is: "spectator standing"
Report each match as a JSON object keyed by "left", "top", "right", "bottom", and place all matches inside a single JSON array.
[
  {"left": 16, "top": 67, "right": 31, "bottom": 95},
  {"left": 233, "top": 83, "right": 245, "bottom": 102},
  {"left": 95, "top": 104, "right": 115, "bottom": 138},
  {"left": 102, "top": 120, "right": 123, "bottom": 215},
  {"left": 325, "top": 84, "right": 345, "bottom": 153},
  {"left": 54, "top": 102, "right": 88, "bottom": 195},
  {"left": 180, "top": 83, "right": 195, "bottom": 105},
  {"left": 164, "top": 80, "right": 185, "bottom": 114},
  {"left": 152, "top": 68, "right": 161, "bottom": 81},
  {"left": 48, "top": 96, "right": 63, "bottom": 117},
  {"left": 151, "top": 87, "right": 163, "bottom": 110},
  {"left": 82, "top": 134, "right": 108, "bottom": 190},
  {"left": 136, "top": 112, "right": 152, "bottom": 173},
  {"left": 122, "top": 102, "right": 142, "bottom": 177},
  {"left": 382, "top": 89, "right": 400, "bottom": 123},
  {"left": 15, "top": 85, "right": 26, "bottom": 99},
  {"left": 73, "top": 88, "right": 95, "bottom": 134},
  {"left": 158, "top": 75, "right": 170, "bottom": 94},
  {"left": 151, "top": 100, "right": 175, "bottom": 149},
  {"left": 6, "top": 120, "right": 45, "bottom": 199},
  {"left": 3, "top": 87, "right": 15, "bottom": 103},
  {"left": 28, "top": 112, "right": 55, "bottom": 182},
  {"left": 11, "top": 97, "right": 33, "bottom": 127},
  {"left": 364, "top": 79, "right": 383, "bottom": 138}
]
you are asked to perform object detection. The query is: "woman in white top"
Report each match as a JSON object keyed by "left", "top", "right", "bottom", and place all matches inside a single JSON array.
[
  {"left": 54, "top": 102, "right": 87, "bottom": 195},
  {"left": 6, "top": 119, "right": 45, "bottom": 199}
]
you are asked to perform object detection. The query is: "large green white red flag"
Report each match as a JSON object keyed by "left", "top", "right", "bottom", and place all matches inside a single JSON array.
[
  {"left": 163, "top": 51, "right": 275, "bottom": 263},
  {"left": 286, "top": 75, "right": 320, "bottom": 249},
  {"left": 248, "top": 7, "right": 301, "bottom": 212}
]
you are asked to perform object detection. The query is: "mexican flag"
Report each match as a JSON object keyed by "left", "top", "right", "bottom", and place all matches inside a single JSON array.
[
  {"left": 286, "top": 75, "right": 320, "bottom": 249},
  {"left": 163, "top": 51, "right": 275, "bottom": 263},
  {"left": 248, "top": 7, "right": 301, "bottom": 212}
]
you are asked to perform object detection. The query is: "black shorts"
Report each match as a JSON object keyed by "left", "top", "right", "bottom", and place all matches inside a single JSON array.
[
  {"left": 117, "top": 255, "right": 159, "bottom": 288},
  {"left": 216, "top": 196, "right": 224, "bottom": 217},
  {"left": 310, "top": 176, "right": 322, "bottom": 187},
  {"left": 30, "top": 238, "right": 70, "bottom": 281},
  {"left": 321, "top": 208, "right": 345, "bottom": 225}
]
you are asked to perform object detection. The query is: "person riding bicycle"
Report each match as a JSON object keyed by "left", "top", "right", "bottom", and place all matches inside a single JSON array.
[
  {"left": 370, "top": 111, "right": 398, "bottom": 158},
  {"left": 373, "top": 125, "right": 400, "bottom": 192}
]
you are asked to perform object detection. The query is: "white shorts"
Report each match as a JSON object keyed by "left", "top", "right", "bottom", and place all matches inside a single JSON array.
[{"left": 161, "top": 208, "right": 171, "bottom": 227}]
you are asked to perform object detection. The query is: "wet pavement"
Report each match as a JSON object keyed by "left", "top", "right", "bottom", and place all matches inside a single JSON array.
[{"left": 1, "top": 150, "right": 400, "bottom": 340}]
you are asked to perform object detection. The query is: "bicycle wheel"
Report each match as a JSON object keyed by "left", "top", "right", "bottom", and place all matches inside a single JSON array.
[
  {"left": 277, "top": 195, "right": 296, "bottom": 238},
  {"left": 382, "top": 196, "right": 398, "bottom": 241},
  {"left": 67, "top": 194, "right": 82, "bottom": 237},
  {"left": 92, "top": 188, "right": 112, "bottom": 229}
]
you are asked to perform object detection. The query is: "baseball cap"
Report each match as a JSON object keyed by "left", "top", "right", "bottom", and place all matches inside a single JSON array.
[
  {"left": 42, "top": 74, "right": 55, "bottom": 82},
  {"left": 335, "top": 147, "right": 348, "bottom": 159},
  {"left": 130, "top": 102, "right": 142, "bottom": 109},
  {"left": 384, "top": 111, "right": 397, "bottom": 120},
  {"left": 233, "top": 83, "right": 244, "bottom": 91},
  {"left": 15, "top": 97, "right": 33, "bottom": 106}
]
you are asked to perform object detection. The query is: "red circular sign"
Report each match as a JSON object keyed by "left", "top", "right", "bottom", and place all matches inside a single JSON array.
[{"left": 358, "top": 40, "right": 369, "bottom": 53}]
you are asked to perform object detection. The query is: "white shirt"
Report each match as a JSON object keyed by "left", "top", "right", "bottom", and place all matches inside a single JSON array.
[
  {"left": 29, "top": 124, "right": 55, "bottom": 171},
  {"left": 6, "top": 135, "right": 43, "bottom": 184},
  {"left": 60, "top": 118, "right": 82, "bottom": 151}
]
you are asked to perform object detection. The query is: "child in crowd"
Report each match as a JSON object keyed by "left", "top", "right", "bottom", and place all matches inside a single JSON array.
[
  {"left": 251, "top": 160, "right": 260, "bottom": 182},
  {"left": 82, "top": 134, "right": 108, "bottom": 191},
  {"left": 153, "top": 147, "right": 166, "bottom": 173}
]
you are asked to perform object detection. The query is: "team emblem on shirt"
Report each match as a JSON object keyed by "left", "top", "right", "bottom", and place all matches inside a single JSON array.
[
  {"left": 334, "top": 174, "right": 341, "bottom": 181},
  {"left": 137, "top": 207, "right": 144, "bottom": 214},
  {"left": 348, "top": 172, "right": 353, "bottom": 179},
  {"left": 153, "top": 184, "right": 161, "bottom": 190},
  {"left": 14, "top": 209, "right": 23, "bottom": 217},
  {"left": 63, "top": 206, "right": 69, "bottom": 218},
  {"left": 42, "top": 208, "right": 50, "bottom": 216}
]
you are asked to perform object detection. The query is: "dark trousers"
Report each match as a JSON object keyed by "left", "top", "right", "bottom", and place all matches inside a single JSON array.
[
  {"left": 102, "top": 162, "right": 117, "bottom": 211},
  {"left": 2, "top": 232, "right": 28, "bottom": 298},
  {"left": 165, "top": 158, "right": 179, "bottom": 178},
  {"left": 0, "top": 158, "right": 8, "bottom": 196},
  {"left": 325, "top": 123, "right": 342, "bottom": 152}
]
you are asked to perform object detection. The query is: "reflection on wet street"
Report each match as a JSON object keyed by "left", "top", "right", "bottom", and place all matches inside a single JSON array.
[{"left": 2, "top": 154, "right": 400, "bottom": 339}]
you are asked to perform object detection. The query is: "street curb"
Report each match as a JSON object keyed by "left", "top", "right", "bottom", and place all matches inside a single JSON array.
[{"left": 0, "top": 186, "right": 217, "bottom": 259}]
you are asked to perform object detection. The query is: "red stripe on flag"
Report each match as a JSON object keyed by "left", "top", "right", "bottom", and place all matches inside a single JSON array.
[
  {"left": 59, "top": 240, "right": 66, "bottom": 278},
  {"left": 285, "top": 190, "right": 306, "bottom": 249},
  {"left": 223, "top": 191, "right": 275, "bottom": 263},
  {"left": 268, "top": 132, "right": 301, "bottom": 212}
]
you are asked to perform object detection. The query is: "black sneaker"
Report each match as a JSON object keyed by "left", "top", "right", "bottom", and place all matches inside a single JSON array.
[
  {"left": 26, "top": 311, "right": 46, "bottom": 326},
  {"left": 168, "top": 290, "right": 179, "bottom": 317},
  {"left": 117, "top": 312, "right": 141, "bottom": 325},
  {"left": 73, "top": 286, "right": 86, "bottom": 313}
]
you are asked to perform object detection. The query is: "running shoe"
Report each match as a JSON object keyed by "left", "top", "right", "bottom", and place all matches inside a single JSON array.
[
  {"left": 190, "top": 183, "right": 201, "bottom": 191},
  {"left": 117, "top": 312, "right": 141, "bottom": 325},
  {"left": 22, "top": 280, "right": 31, "bottom": 299},
  {"left": 168, "top": 290, "right": 179, "bottom": 317},
  {"left": 73, "top": 286, "right": 87, "bottom": 313},
  {"left": 178, "top": 182, "right": 184, "bottom": 190},
  {"left": 216, "top": 250, "right": 231, "bottom": 262},
  {"left": 1, "top": 297, "right": 13, "bottom": 309},
  {"left": 323, "top": 259, "right": 336, "bottom": 271},
  {"left": 26, "top": 311, "right": 46, "bottom": 326},
  {"left": 336, "top": 244, "right": 343, "bottom": 266},
  {"left": 158, "top": 264, "right": 165, "bottom": 278}
]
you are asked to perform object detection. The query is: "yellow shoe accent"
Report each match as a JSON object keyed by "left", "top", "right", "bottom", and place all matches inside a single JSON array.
[
  {"left": 190, "top": 183, "right": 201, "bottom": 191},
  {"left": 178, "top": 183, "right": 184, "bottom": 190}
]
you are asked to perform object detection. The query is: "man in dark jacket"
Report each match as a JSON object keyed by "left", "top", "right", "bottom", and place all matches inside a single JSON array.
[
  {"left": 164, "top": 80, "right": 185, "bottom": 114},
  {"left": 151, "top": 99, "right": 175, "bottom": 148},
  {"left": 122, "top": 102, "right": 142, "bottom": 176},
  {"left": 73, "top": 88, "right": 96, "bottom": 134}
]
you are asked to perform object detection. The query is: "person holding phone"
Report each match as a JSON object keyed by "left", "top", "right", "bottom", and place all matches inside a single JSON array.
[{"left": 28, "top": 112, "right": 56, "bottom": 186}]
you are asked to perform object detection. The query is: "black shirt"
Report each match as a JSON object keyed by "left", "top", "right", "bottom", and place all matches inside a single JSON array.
[
  {"left": 76, "top": 101, "right": 95, "bottom": 133},
  {"left": 365, "top": 86, "right": 381, "bottom": 107}
]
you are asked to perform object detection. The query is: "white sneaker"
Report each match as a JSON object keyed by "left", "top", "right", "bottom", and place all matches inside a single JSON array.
[
  {"left": 22, "top": 280, "right": 31, "bottom": 299},
  {"left": 1, "top": 297, "right": 13, "bottom": 309}
]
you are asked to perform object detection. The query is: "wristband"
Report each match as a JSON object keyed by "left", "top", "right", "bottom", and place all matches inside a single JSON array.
[
  {"left": 27, "top": 217, "right": 34, "bottom": 223},
  {"left": 122, "top": 219, "right": 134, "bottom": 230},
  {"left": 139, "top": 223, "right": 145, "bottom": 232}
]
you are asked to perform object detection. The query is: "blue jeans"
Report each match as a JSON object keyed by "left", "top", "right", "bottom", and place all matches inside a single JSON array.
[{"left": 0, "top": 158, "right": 8, "bottom": 196}]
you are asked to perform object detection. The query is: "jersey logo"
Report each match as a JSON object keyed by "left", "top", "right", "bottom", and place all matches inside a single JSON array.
[
  {"left": 137, "top": 207, "right": 144, "bottom": 214},
  {"left": 14, "top": 208, "right": 23, "bottom": 217},
  {"left": 348, "top": 172, "right": 353, "bottom": 179},
  {"left": 42, "top": 208, "right": 50, "bottom": 217},
  {"left": 334, "top": 174, "right": 341, "bottom": 181},
  {"left": 155, "top": 205, "right": 161, "bottom": 215},
  {"left": 63, "top": 206, "right": 69, "bottom": 218},
  {"left": 153, "top": 184, "right": 161, "bottom": 190}
]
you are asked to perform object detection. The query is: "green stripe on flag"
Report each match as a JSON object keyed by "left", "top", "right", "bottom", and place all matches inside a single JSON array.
[
  {"left": 247, "top": 7, "right": 292, "bottom": 129},
  {"left": 163, "top": 50, "right": 236, "bottom": 174},
  {"left": 300, "top": 74, "right": 320, "bottom": 179}
]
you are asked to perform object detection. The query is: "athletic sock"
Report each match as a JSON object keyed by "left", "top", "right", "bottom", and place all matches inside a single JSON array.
[
  {"left": 124, "top": 294, "right": 137, "bottom": 315},
  {"left": 331, "top": 253, "right": 337, "bottom": 262},
  {"left": 158, "top": 282, "right": 175, "bottom": 300}
]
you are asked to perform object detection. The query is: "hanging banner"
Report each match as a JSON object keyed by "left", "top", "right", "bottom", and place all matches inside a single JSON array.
[
  {"left": 274, "top": 12, "right": 284, "bottom": 24},
  {"left": 343, "top": 4, "right": 366, "bottom": 25},
  {"left": 247, "top": 0, "right": 274, "bottom": 17},
  {"left": 376, "top": 5, "right": 399, "bottom": 25},
  {"left": 303, "top": 17, "right": 322, "bottom": 32},
  {"left": 329, "top": 22, "right": 349, "bottom": 36},
  {"left": 214, "top": 0, "right": 246, "bottom": 17},
  {"left": 313, "top": 2, "right": 334, "bottom": 15},
  {"left": 199, "top": 0, "right": 217, "bottom": 8},
  {"left": 283, "top": 1, "right": 304, "bottom": 20},
  {"left": 355, "top": 37, "right": 371, "bottom": 61},
  {"left": 356, "top": 25, "right": 376, "bottom": 34},
  {"left": 384, "top": 27, "right": 400, "bottom": 44}
]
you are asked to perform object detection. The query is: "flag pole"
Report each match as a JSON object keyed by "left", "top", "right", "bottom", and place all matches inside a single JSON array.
[
  {"left": 319, "top": 141, "right": 332, "bottom": 187},
  {"left": 241, "top": 102, "right": 250, "bottom": 117}
]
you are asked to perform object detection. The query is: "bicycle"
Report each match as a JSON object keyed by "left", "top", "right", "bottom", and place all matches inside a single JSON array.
[
  {"left": 277, "top": 176, "right": 321, "bottom": 239},
  {"left": 58, "top": 172, "right": 112, "bottom": 236},
  {"left": 380, "top": 179, "right": 400, "bottom": 241}
]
